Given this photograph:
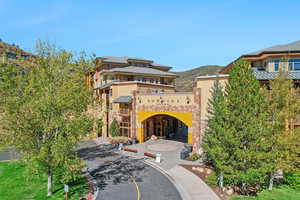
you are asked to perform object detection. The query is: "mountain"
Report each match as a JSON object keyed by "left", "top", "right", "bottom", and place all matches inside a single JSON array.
[{"left": 174, "top": 65, "right": 224, "bottom": 92}]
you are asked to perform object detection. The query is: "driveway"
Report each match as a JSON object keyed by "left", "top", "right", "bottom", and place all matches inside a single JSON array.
[
  {"left": 0, "top": 147, "right": 18, "bottom": 161},
  {"left": 77, "top": 140, "right": 182, "bottom": 200}
]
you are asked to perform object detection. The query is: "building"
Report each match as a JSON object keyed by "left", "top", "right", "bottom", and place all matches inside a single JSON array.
[
  {"left": 89, "top": 56, "right": 202, "bottom": 152},
  {"left": 197, "top": 40, "right": 300, "bottom": 140},
  {"left": 0, "top": 41, "right": 33, "bottom": 64}
]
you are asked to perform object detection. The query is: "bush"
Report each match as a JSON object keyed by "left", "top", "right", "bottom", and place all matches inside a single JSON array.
[
  {"left": 187, "top": 153, "right": 201, "bottom": 161},
  {"left": 206, "top": 172, "right": 218, "bottom": 186},
  {"left": 285, "top": 172, "right": 300, "bottom": 189},
  {"left": 109, "top": 119, "right": 120, "bottom": 137}
]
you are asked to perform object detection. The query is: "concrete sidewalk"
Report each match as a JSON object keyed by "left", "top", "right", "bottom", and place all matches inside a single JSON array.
[{"left": 168, "top": 165, "right": 220, "bottom": 200}]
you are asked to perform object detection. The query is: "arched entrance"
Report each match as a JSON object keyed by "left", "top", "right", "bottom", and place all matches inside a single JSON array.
[
  {"left": 142, "top": 114, "right": 188, "bottom": 143},
  {"left": 136, "top": 111, "right": 193, "bottom": 145}
]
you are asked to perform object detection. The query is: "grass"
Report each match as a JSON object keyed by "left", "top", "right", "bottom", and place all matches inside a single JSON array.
[
  {"left": 232, "top": 185, "right": 300, "bottom": 200},
  {"left": 0, "top": 161, "right": 88, "bottom": 200}
]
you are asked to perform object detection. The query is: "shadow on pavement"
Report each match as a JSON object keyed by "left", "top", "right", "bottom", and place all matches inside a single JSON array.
[{"left": 77, "top": 141, "right": 150, "bottom": 191}]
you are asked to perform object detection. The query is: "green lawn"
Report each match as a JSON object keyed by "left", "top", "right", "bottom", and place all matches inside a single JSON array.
[
  {"left": 232, "top": 185, "right": 300, "bottom": 200},
  {"left": 0, "top": 161, "right": 88, "bottom": 200}
]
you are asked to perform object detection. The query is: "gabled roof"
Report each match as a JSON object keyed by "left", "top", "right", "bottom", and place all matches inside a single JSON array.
[
  {"left": 99, "top": 56, "right": 153, "bottom": 64},
  {"left": 246, "top": 40, "right": 300, "bottom": 56},
  {"left": 101, "top": 66, "right": 177, "bottom": 76},
  {"left": 221, "top": 40, "right": 300, "bottom": 74}
]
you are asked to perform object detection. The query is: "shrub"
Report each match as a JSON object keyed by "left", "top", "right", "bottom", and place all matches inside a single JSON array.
[
  {"left": 206, "top": 172, "right": 218, "bottom": 186},
  {"left": 109, "top": 119, "right": 120, "bottom": 137},
  {"left": 187, "top": 153, "right": 201, "bottom": 161},
  {"left": 284, "top": 172, "right": 300, "bottom": 189}
]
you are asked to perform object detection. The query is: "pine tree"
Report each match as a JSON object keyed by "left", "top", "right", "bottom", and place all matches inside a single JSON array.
[
  {"left": 267, "top": 70, "right": 300, "bottom": 189},
  {"left": 110, "top": 118, "right": 120, "bottom": 137},
  {"left": 203, "top": 78, "right": 230, "bottom": 188},
  {"left": 225, "top": 59, "right": 272, "bottom": 193}
]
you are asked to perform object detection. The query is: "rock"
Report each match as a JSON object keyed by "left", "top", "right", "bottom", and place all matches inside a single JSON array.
[
  {"left": 226, "top": 187, "right": 234, "bottom": 195},
  {"left": 151, "top": 135, "right": 158, "bottom": 141},
  {"left": 206, "top": 168, "right": 213, "bottom": 174},
  {"left": 197, "top": 167, "right": 204, "bottom": 173}
]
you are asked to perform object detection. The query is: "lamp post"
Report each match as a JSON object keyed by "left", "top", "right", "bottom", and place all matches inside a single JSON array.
[{"left": 64, "top": 184, "right": 69, "bottom": 200}]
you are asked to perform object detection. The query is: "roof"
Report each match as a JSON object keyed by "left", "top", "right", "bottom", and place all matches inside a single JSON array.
[
  {"left": 99, "top": 56, "right": 153, "bottom": 64},
  {"left": 112, "top": 96, "right": 132, "bottom": 103},
  {"left": 101, "top": 66, "right": 177, "bottom": 76},
  {"left": 253, "top": 68, "right": 300, "bottom": 80},
  {"left": 93, "top": 81, "right": 118, "bottom": 90},
  {"left": 246, "top": 40, "right": 300, "bottom": 56}
]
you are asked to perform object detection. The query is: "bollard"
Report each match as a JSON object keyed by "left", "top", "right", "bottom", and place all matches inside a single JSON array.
[
  {"left": 123, "top": 148, "right": 138, "bottom": 153},
  {"left": 155, "top": 153, "right": 161, "bottom": 163},
  {"left": 118, "top": 143, "right": 123, "bottom": 151}
]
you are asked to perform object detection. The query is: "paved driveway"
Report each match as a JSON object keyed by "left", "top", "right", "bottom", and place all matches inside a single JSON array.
[
  {"left": 77, "top": 140, "right": 182, "bottom": 200},
  {"left": 0, "top": 147, "right": 18, "bottom": 161}
]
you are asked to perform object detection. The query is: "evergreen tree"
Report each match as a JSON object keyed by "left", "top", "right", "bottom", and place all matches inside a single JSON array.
[
  {"left": 110, "top": 118, "right": 120, "bottom": 137},
  {"left": 225, "top": 59, "right": 272, "bottom": 194},
  {"left": 0, "top": 41, "right": 94, "bottom": 196},
  {"left": 267, "top": 70, "right": 300, "bottom": 189},
  {"left": 203, "top": 78, "right": 230, "bottom": 188}
]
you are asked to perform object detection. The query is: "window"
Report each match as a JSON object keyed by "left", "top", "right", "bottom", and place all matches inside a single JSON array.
[
  {"left": 289, "top": 59, "right": 300, "bottom": 71},
  {"left": 274, "top": 60, "right": 279, "bottom": 71},
  {"left": 109, "top": 89, "right": 112, "bottom": 96}
]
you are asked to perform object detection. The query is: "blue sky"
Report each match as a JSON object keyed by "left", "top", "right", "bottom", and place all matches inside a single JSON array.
[{"left": 1, "top": 0, "right": 300, "bottom": 71}]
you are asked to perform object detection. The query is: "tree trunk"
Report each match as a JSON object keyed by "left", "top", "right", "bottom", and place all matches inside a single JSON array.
[
  {"left": 47, "top": 172, "right": 53, "bottom": 196},
  {"left": 219, "top": 172, "right": 224, "bottom": 188},
  {"left": 268, "top": 173, "right": 274, "bottom": 190}
]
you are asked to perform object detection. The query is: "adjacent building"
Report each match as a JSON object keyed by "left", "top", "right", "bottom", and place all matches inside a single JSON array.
[{"left": 197, "top": 40, "right": 300, "bottom": 137}]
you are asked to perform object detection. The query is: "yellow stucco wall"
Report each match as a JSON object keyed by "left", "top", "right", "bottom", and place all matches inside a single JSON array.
[
  {"left": 136, "top": 110, "right": 193, "bottom": 144},
  {"left": 196, "top": 77, "right": 228, "bottom": 119}
]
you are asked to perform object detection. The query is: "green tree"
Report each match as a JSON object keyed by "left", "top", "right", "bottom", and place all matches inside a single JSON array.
[
  {"left": 96, "top": 119, "right": 104, "bottom": 137},
  {"left": 203, "top": 78, "right": 230, "bottom": 188},
  {"left": 267, "top": 70, "right": 300, "bottom": 189},
  {"left": 225, "top": 59, "right": 272, "bottom": 194},
  {"left": 0, "top": 41, "right": 94, "bottom": 196},
  {"left": 110, "top": 119, "right": 120, "bottom": 137}
]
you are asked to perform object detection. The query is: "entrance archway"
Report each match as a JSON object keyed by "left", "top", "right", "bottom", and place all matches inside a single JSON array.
[
  {"left": 136, "top": 111, "right": 193, "bottom": 144},
  {"left": 142, "top": 114, "right": 188, "bottom": 143}
]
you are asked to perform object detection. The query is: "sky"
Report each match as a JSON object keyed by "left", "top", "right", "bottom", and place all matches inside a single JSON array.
[{"left": 1, "top": 0, "right": 300, "bottom": 71}]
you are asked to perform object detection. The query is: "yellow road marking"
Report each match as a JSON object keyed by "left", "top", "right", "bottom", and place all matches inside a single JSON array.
[
  {"left": 128, "top": 173, "right": 141, "bottom": 200},
  {"left": 108, "top": 160, "right": 141, "bottom": 200}
]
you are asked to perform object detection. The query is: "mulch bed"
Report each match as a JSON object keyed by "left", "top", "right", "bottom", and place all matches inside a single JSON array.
[{"left": 180, "top": 164, "right": 239, "bottom": 200}]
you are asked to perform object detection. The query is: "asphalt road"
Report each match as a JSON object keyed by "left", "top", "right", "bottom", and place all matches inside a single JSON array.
[
  {"left": 0, "top": 147, "right": 18, "bottom": 161},
  {"left": 77, "top": 140, "right": 182, "bottom": 200}
]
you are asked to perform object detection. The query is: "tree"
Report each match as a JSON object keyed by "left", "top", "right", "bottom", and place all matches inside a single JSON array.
[
  {"left": 203, "top": 78, "right": 230, "bottom": 188},
  {"left": 267, "top": 70, "right": 300, "bottom": 189},
  {"left": 96, "top": 119, "right": 104, "bottom": 137},
  {"left": 0, "top": 41, "right": 94, "bottom": 196},
  {"left": 224, "top": 59, "right": 272, "bottom": 194},
  {"left": 110, "top": 119, "right": 120, "bottom": 137}
]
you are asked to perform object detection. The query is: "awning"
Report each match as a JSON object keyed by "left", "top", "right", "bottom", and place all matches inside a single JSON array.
[{"left": 112, "top": 96, "right": 132, "bottom": 103}]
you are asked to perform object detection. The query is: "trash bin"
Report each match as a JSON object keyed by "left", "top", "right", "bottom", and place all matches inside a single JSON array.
[
  {"left": 184, "top": 144, "right": 193, "bottom": 153},
  {"left": 180, "top": 150, "right": 189, "bottom": 160}
]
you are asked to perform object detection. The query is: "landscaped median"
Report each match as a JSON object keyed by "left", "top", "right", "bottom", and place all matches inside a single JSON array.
[{"left": 0, "top": 161, "right": 88, "bottom": 200}]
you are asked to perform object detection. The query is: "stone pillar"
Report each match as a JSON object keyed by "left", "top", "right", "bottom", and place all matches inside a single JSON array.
[{"left": 192, "top": 88, "right": 202, "bottom": 153}]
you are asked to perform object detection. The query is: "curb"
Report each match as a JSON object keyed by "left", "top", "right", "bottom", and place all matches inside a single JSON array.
[{"left": 143, "top": 160, "right": 192, "bottom": 200}]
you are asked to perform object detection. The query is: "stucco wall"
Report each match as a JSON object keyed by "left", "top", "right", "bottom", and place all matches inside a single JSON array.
[{"left": 196, "top": 76, "right": 228, "bottom": 119}]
